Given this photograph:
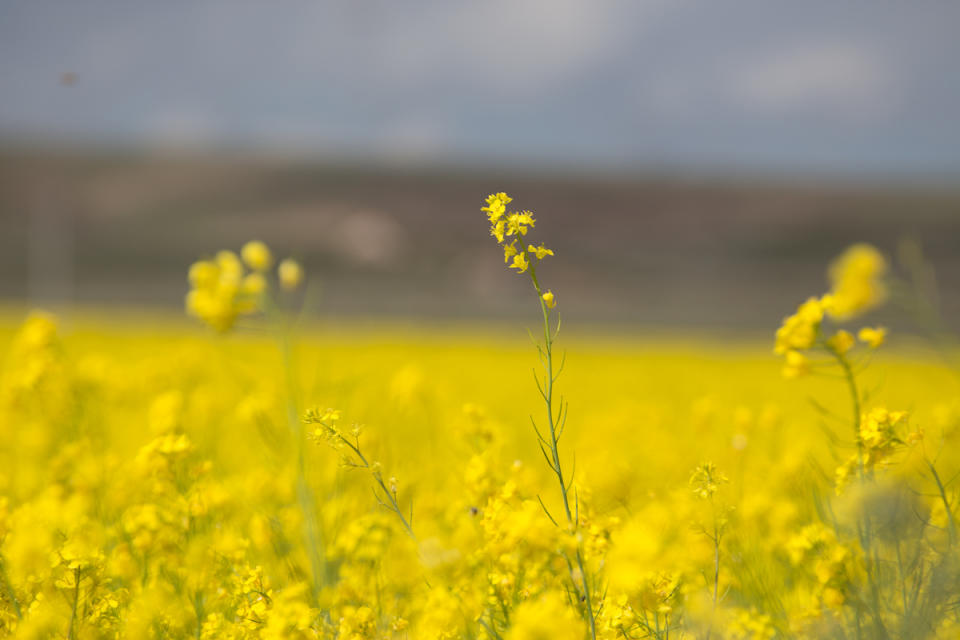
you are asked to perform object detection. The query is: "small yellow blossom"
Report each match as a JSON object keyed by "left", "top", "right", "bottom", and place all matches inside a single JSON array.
[
  {"left": 278, "top": 258, "right": 303, "bottom": 291},
  {"left": 506, "top": 211, "right": 535, "bottom": 237},
  {"left": 503, "top": 241, "right": 519, "bottom": 264},
  {"left": 509, "top": 252, "right": 530, "bottom": 273},
  {"left": 826, "top": 243, "right": 887, "bottom": 320},
  {"left": 858, "top": 326, "right": 886, "bottom": 348},
  {"left": 482, "top": 192, "right": 511, "bottom": 223},
  {"left": 242, "top": 272, "right": 267, "bottom": 297},
  {"left": 774, "top": 296, "right": 825, "bottom": 354},
  {"left": 781, "top": 349, "right": 810, "bottom": 379},
  {"left": 528, "top": 244, "right": 554, "bottom": 260},
  {"left": 241, "top": 240, "right": 273, "bottom": 272},
  {"left": 827, "top": 330, "right": 855, "bottom": 355},
  {"left": 542, "top": 290, "right": 556, "bottom": 309},
  {"left": 690, "top": 462, "right": 728, "bottom": 499}
]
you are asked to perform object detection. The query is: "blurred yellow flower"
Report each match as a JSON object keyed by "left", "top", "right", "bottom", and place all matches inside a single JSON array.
[
  {"left": 826, "top": 243, "right": 887, "bottom": 320},
  {"left": 278, "top": 258, "right": 303, "bottom": 291},
  {"left": 858, "top": 326, "right": 887, "bottom": 348},
  {"left": 241, "top": 240, "right": 273, "bottom": 272}
]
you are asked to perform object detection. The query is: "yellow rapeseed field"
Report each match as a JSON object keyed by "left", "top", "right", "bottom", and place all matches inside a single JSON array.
[{"left": 0, "top": 194, "right": 958, "bottom": 639}]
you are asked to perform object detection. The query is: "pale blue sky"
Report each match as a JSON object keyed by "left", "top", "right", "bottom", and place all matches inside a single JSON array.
[{"left": 2, "top": 1, "right": 959, "bottom": 176}]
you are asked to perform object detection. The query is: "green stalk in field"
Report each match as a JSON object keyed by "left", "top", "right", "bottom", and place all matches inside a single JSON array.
[
  {"left": 482, "top": 192, "right": 597, "bottom": 640},
  {"left": 185, "top": 243, "right": 328, "bottom": 600}
]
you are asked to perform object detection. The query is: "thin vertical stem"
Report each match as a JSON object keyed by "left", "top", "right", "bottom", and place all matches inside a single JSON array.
[{"left": 528, "top": 263, "right": 597, "bottom": 640}]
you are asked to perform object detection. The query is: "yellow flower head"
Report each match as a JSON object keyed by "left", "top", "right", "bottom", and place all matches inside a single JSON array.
[
  {"left": 242, "top": 272, "right": 267, "bottom": 297},
  {"left": 774, "top": 296, "right": 825, "bottom": 355},
  {"left": 690, "top": 461, "right": 728, "bottom": 499},
  {"left": 186, "top": 248, "right": 265, "bottom": 332},
  {"left": 542, "top": 290, "right": 557, "bottom": 309},
  {"left": 278, "top": 258, "right": 303, "bottom": 291},
  {"left": 507, "top": 211, "right": 535, "bottom": 237},
  {"left": 503, "top": 241, "right": 519, "bottom": 264},
  {"left": 858, "top": 326, "right": 886, "bottom": 348},
  {"left": 509, "top": 252, "right": 530, "bottom": 274},
  {"left": 781, "top": 349, "right": 810, "bottom": 379},
  {"left": 827, "top": 330, "right": 855, "bottom": 356},
  {"left": 528, "top": 244, "right": 554, "bottom": 260},
  {"left": 241, "top": 240, "right": 273, "bottom": 272},
  {"left": 826, "top": 244, "right": 887, "bottom": 320},
  {"left": 482, "top": 192, "right": 512, "bottom": 224}
]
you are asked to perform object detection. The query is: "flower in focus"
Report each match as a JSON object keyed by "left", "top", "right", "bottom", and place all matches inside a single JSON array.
[
  {"left": 542, "top": 291, "right": 556, "bottom": 309},
  {"left": 510, "top": 252, "right": 530, "bottom": 274},
  {"left": 528, "top": 244, "right": 554, "bottom": 261},
  {"left": 483, "top": 193, "right": 553, "bottom": 279}
]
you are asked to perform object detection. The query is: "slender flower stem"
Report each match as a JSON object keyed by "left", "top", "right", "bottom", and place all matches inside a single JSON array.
[
  {"left": 0, "top": 558, "right": 21, "bottom": 620},
  {"left": 263, "top": 292, "right": 327, "bottom": 602},
  {"left": 926, "top": 458, "right": 958, "bottom": 547},
  {"left": 829, "top": 346, "right": 889, "bottom": 640},
  {"left": 528, "top": 263, "right": 597, "bottom": 640},
  {"left": 337, "top": 434, "right": 418, "bottom": 542},
  {"left": 67, "top": 567, "right": 80, "bottom": 640},
  {"left": 830, "top": 347, "right": 863, "bottom": 478}
]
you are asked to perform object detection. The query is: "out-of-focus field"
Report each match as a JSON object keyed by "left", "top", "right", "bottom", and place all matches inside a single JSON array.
[
  {"left": 2, "top": 309, "right": 959, "bottom": 638},
  {"left": 3, "top": 149, "right": 960, "bottom": 328}
]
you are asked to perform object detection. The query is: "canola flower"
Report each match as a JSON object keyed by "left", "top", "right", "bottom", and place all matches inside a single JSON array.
[
  {"left": 0, "top": 212, "right": 958, "bottom": 639},
  {"left": 186, "top": 242, "right": 303, "bottom": 332},
  {"left": 773, "top": 241, "right": 959, "bottom": 639},
  {"left": 484, "top": 192, "right": 599, "bottom": 638}
]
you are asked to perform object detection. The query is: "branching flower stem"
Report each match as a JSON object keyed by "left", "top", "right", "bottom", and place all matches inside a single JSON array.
[
  {"left": 828, "top": 344, "right": 889, "bottom": 640},
  {"left": 527, "top": 262, "right": 597, "bottom": 640},
  {"left": 336, "top": 432, "right": 418, "bottom": 543}
]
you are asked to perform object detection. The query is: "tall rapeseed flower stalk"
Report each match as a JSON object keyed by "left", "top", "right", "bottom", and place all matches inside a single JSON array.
[{"left": 482, "top": 192, "right": 597, "bottom": 639}]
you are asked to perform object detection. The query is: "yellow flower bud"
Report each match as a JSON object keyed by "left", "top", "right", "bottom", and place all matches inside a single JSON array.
[
  {"left": 858, "top": 326, "right": 886, "bottom": 348},
  {"left": 542, "top": 290, "right": 556, "bottom": 309},
  {"left": 242, "top": 272, "right": 267, "bottom": 296},
  {"left": 278, "top": 258, "right": 303, "bottom": 291},
  {"left": 241, "top": 241, "right": 273, "bottom": 272},
  {"left": 827, "top": 330, "right": 855, "bottom": 355}
]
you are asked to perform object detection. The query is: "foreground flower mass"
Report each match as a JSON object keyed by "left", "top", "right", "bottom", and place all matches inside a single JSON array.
[{"left": 0, "top": 199, "right": 958, "bottom": 639}]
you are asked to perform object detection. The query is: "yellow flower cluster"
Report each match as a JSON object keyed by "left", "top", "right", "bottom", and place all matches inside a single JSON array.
[
  {"left": 827, "top": 243, "right": 888, "bottom": 320},
  {"left": 186, "top": 241, "right": 303, "bottom": 332},
  {"left": 1, "top": 204, "right": 957, "bottom": 640},
  {"left": 774, "top": 243, "right": 888, "bottom": 378},
  {"left": 482, "top": 192, "right": 554, "bottom": 275},
  {"left": 0, "top": 306, "right": 957, "bottom": 638}
]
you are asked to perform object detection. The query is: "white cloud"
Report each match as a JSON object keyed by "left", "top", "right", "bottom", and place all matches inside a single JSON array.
[
  {"left": 726, "top": 40, "right": 895, "bottom": 117},
  {"left": 353, "top": 0, "right": 677, "bottom": 97}
]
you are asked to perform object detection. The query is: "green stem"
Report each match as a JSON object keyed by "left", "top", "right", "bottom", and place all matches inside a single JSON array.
[
  {"left": 831, "top": 348, "right": 863, "bottom": 478},
  {"left": 273, "top": 299, "right": 326, "bottom": 602},
  {"left": 527, "top": 263, "right": 597, "bottom": 640},
  {"left": 830, "top": 347, "right": 889, "bottom": 640},
  {"left": 67, "top": 567, "right": 80, "bottom": 640},
  {"left": 0, "top": 558, "right": 21, "bottom": 620},
  {"left": 927, "top": 458, "right": 958, "bottom": 547},
  {"left": 338, "top": 435, "right": 418, "bottom": 543}
]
